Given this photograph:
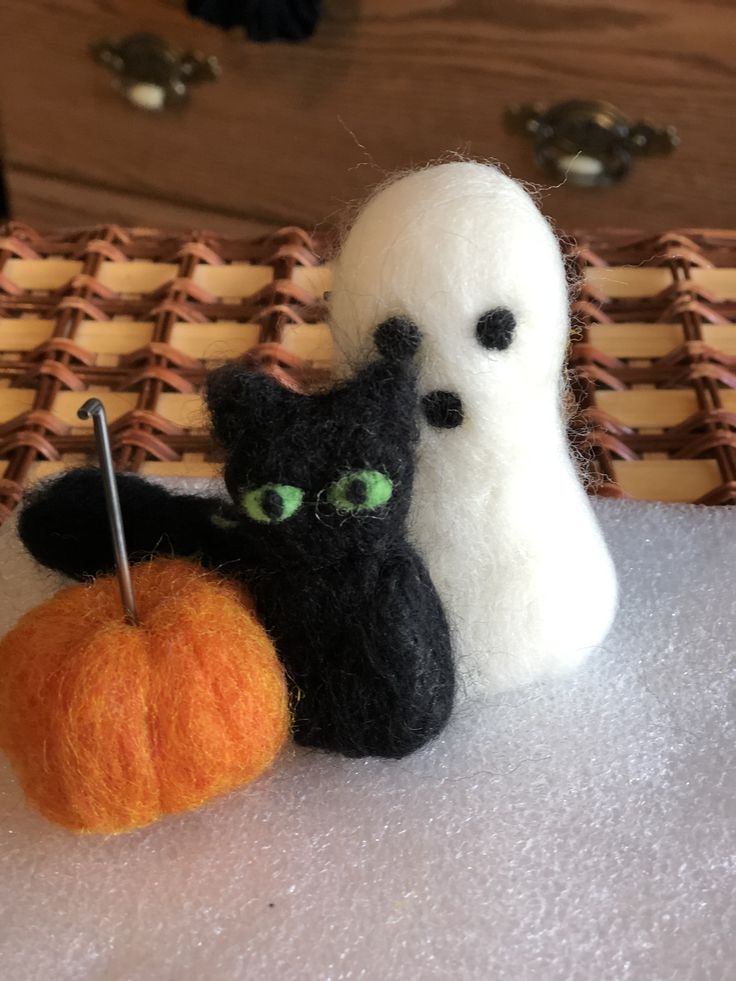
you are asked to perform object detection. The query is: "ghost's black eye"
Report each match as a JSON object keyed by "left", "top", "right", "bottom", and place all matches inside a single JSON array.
[
  {"left": 475, "top": 308, "right": 516, "bottom": 351},
  {"left": 422, "top": 391, "right": 464, "bottom": 429}
]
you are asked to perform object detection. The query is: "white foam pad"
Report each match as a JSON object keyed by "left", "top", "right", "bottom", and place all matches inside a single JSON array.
[{"left": 1, "top": 488, "right": 734, "bottom": 979}]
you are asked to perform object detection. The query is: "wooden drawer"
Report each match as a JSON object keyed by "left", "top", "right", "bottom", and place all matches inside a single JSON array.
[{"left": 1, "top": 0, "right": 735, "bottom": 233}]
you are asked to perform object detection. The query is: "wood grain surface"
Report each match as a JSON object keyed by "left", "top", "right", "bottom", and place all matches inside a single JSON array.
[
  {"left": 6, "top": 169, "right": 276, "bottom": 237},
  {"left": 1, "top": 0, "right": 735, "bottom": 232}
]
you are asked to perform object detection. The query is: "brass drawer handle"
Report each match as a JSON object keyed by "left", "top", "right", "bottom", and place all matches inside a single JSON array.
[
  {"left": 91, "top": 33, "right": 220, "bottom": 111},
  {"left": 506, "top": 100, "right": 679, "bottom": 187}
]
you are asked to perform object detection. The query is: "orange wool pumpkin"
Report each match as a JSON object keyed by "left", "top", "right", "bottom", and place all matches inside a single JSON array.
[{"left": 0, "top": 558, "right": 290, "bottom": 835}]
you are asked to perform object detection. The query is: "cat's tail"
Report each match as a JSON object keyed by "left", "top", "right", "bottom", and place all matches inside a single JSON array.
[{"left": 17, "top": 468, "right": 225, "bottom": 580}]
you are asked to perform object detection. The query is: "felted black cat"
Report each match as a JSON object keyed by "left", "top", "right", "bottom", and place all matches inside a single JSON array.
[{"left": 18, "top": 319, "right": 455, "bottom": 759}]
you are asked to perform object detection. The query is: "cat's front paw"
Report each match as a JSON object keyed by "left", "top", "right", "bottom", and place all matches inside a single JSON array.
[{"left": 374, "top": 317, "right": 421, "bottom": 363}]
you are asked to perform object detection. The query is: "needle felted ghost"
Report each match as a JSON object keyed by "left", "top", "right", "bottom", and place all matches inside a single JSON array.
[
  {"left": 329, "top": 161, "right": 618, "bottom": 695},
  {"left": 18, "top": 319, "right": 455, "bottom": 759}
]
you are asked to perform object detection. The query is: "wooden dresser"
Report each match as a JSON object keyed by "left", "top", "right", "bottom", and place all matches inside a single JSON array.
[{"left": 1, "top": 0, "right": 735, "bottom": 234}]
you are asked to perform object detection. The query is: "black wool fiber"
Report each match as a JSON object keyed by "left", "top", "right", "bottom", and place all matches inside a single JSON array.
[{"left": 18, "top": 319, "right": 455, "bottom": 760}]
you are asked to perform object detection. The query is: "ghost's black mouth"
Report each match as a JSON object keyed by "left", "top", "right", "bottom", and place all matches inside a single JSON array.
[{"left": 422, "top": 390, "right": 464, "bottom": 429}]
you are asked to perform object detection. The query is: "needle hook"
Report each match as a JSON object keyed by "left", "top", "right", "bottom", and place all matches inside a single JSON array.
[{"left": 77, "top": 398, "right": 139, "bottom": 626}]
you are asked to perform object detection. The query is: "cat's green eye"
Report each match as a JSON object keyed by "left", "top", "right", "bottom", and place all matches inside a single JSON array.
[
  {"left": 241, "top": 483, "right": 304, "bottom": 524},
  {"left": 327, "top": 469, "right": 393, "bottom": 514}
]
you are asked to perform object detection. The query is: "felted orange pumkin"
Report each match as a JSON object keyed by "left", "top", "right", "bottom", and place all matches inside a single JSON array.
[{"left": 0, "top": 558, "right": 290, "bottom": 835}]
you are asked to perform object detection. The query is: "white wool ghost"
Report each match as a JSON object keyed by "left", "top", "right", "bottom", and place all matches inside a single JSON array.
[{"left": 329, "top": 161, "right": 618, "bottom": 696}]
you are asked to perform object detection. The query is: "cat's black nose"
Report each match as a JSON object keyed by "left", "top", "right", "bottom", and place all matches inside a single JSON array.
[{"left": 422, "top": 390, "right": 464, "bottom": 429}]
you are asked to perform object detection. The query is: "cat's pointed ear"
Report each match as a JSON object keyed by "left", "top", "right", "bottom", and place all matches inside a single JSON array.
[
  {"left": 205, "top": 364, "right": 292, "bottom": 448},
  {"left": 326, "top": 316, "right": 421, "bottom": 427},
  {"left": 373, "top": 317, "right": 422, "bottom": 363}
]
